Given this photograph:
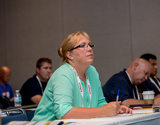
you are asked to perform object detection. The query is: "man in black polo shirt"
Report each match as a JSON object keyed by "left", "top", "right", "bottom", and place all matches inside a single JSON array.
[{"left": 20, "top": 58, "right": 52, "bottom": 106}]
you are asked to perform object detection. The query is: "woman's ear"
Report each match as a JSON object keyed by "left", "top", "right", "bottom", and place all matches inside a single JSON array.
[{"left": 66, "top": 51, "right": 73, "bottom": 60}]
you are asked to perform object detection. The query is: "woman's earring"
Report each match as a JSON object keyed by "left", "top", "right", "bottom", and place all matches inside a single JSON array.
[{"left": 71, "top": 59, "right": 73, "bottom": 62}]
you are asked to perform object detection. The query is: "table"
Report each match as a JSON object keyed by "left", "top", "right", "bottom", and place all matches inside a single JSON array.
[{"left": 6, "top": 112, "right": 160, "bottom": 125}]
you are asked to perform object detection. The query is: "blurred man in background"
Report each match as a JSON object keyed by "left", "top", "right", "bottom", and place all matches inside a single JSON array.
[
  {"left": 0, "top": 66, "right": 14, "bottom": 102},
  {"left": 139, "top": 53, "right": 160, "bottom": 96},
  {"left": 102, "top": 58, "right": 151, "bottom": 107},
  {"left": 20, "top": 57, "right": 52, "bottom": 106}
]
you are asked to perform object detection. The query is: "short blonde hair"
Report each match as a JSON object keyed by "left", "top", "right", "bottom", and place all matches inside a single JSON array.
[{"left": 58, "top": 31, "right": 90, "bottom": 63}]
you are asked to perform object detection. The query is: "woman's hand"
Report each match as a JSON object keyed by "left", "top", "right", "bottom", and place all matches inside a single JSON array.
[
  {"left": 119, "top": 105, "right": 132, "bottom": 114},
  {"left": 102, "top": 101, "right": 120, "bottom": 117}
]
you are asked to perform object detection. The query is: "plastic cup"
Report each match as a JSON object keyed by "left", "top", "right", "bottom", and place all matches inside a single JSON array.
[{"left": 142, "top": 91, "right": 155, "bottom": 105}]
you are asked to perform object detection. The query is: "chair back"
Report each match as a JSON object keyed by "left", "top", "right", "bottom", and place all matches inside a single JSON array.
[
  {"left": 0, "top": 96, "right": 12, "bottom": 109},
  {"left": 1, "top": 108, "right": 28, "bottom": 125},
  {"left": 25, "top": 110, "right": 35, "bottom": 121}
]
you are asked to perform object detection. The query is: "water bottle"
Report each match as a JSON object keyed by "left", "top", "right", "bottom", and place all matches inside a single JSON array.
[{"left": 14, "top": 90, "right": 22, "bottom": 107}]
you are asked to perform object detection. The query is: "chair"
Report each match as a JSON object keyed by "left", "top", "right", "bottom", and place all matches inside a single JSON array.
[
  {"left": 1, "top": 108, "right": 28, "bottom": 125},
  {"left": 0, "top": 96, "right": 12, "bottom": 109},
  {"left": 25, "top": 110, "right": 35, "bottom": 121},
  {"left": 6, "top": 104, "right": 37, "bottom": 121},
  {"left": 20, "top": 104, "right": 37, "bottom": 121}
]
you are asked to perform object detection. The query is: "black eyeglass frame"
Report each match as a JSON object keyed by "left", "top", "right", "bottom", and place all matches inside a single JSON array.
[{"left": 70, "top": 44, "right": 95, "bottom": 51}]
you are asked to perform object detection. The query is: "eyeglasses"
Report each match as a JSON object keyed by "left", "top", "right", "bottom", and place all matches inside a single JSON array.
[{"left": 70, "top": 44, "right": 95, "bottom": 51}]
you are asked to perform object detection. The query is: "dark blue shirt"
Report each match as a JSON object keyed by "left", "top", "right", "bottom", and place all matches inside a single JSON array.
[{"left": 102, "top": 69, "right": 136, "bottom": 103}]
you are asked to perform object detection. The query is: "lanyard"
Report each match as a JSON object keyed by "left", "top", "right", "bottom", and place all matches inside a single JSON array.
[
  {"left": 133, "top": 85, "right": 140, "bottom": 100},
  {"left": 70, "top": 65, "right": 92, "bottom": 107},
  {"left": 36, "top": 76, "right": 44, "bottom": 94},
  {"left": 154, "top": 76, "right": 160, "bottom": 86},
  {"left": 149, "top": 77, "right": 160, "bottom": 92},
  {"left": 125, "top": 71, "right": 140, "bottom": 100}
]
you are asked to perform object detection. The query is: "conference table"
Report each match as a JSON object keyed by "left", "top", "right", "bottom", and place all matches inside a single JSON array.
[{"left": 6, "top": 112, "right": 160, "bottom": 125}]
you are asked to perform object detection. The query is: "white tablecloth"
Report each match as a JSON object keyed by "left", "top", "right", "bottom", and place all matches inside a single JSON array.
[
  {"left": 7, "top": 112, "right": 160, "bottom": 125},
  {"left": 51, "top": 112, "right": 160, "bottom": 125}
]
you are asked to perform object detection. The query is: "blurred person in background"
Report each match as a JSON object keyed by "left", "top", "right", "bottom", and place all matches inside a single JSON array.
[
  {"left": 20, "top": 57, "right": 52, "bottom": 106},
  {"left": 0, "top": 66, "right": 14, "bottom": 102},
  {"left": 139, "top": 53, "right": 160, "bottom": 97},
  {"left": 102, "top": 58, "right": 151, "bottom": 107}
]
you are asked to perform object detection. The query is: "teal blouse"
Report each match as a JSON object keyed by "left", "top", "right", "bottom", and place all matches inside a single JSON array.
[{"left": 32, "top": 63, "right": 107, "bottom": 121}]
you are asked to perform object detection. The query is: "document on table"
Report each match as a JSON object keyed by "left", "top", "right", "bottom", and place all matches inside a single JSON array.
[
  {"left": 7, "top": 121, "right": 53, "bottom": 125},
  {"left": 94, "top": 113, "right": 133, "bottom": 119},
  {"left": 117, "top": 113, "right": 133, "bottom": 117},
  {"left": 7, "top": 121, "right": 77, "bottom": 125}
]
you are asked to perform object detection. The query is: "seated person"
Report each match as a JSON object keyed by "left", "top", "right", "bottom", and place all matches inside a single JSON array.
[
  {"left": 20, "top": 58, "right": 52, "bottom": 106},
  {"left": 32, "top": 31, "right": 131, "bottom": 121},
  {"left": 102, "top": 58, "right": 160, "bottom": 107},
  {"left": 138, "top": 53, "right": 160, "bottom": 96},
  {"left": 0, "top": 66, "right": 14, "bottom": 102}
]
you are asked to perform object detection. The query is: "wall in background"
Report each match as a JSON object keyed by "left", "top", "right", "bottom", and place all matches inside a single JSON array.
[{"left": 0, "top": 0, "right": 160, "bottom": 93}]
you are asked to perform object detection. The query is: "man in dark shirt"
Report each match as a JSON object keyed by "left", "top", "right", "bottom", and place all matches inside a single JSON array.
[
  {"left": 102, "top": 58, "right": 155, "bottom": 107},
  {"left": 20, "top": 58, "right": 52, "bottom": 106},
  {"left": 138, "top": 53, "right": 160, "bottom": 96}
]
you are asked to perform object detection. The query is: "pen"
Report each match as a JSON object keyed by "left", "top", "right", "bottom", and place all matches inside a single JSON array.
[
  {"left": 116, "top": 90, "right": 120, "bottom": 102},
  {"left": 57, "top": 121, "right": 64, "bottom": 125},
  {"left": 45, "top": 121, "right": 51, "bottom": 125}
]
